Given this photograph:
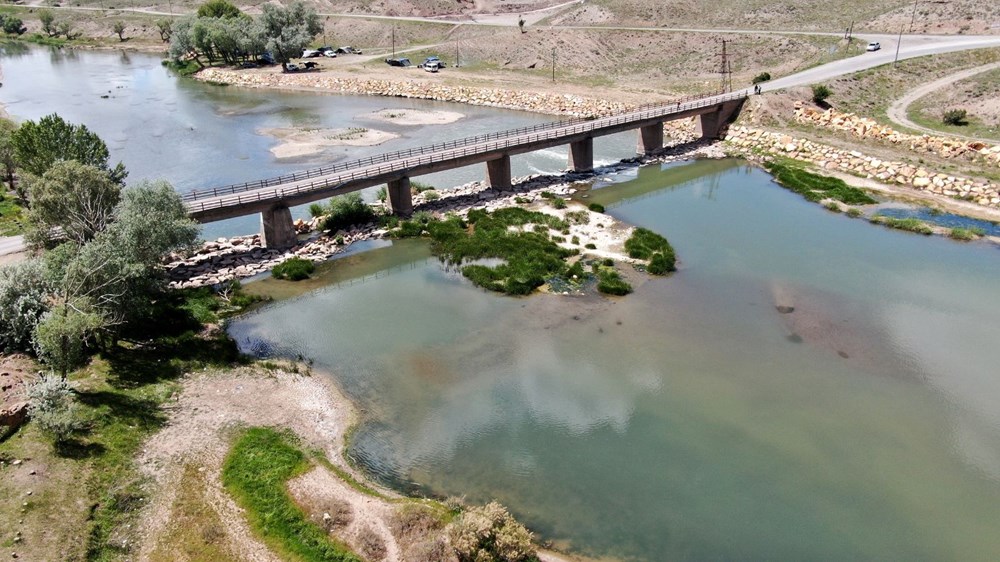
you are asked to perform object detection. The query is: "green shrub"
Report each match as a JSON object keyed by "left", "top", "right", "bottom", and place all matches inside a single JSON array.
[
  {"left": 764, "top": 161, "right": 877, "bottom": 205},
  {"left": 869, "top": 215, "right": 933, "bottom": 235},
  {"left": 824, "top": 202, "right": 842, "bottom": 213},
  {"left": 376, "top": 186, "right": 388, "bottom": 202},
  {"left": 272, "top": 257, "right": 315, "bottom": 281},
  {"left": 752, "top": 72, "right": 772, "bottom": 84},
  {"left": 551, "top": 197, "right": 567, "bottom": 209},
  {"left": 602, "top": 258, "right": 614, "bottom": 267},
  {"left": 647, "top": 252, "right": 674, "bottom": 275},
  {"left": 540, "top": 191, "right": 555, "bottom": 200},
  {"left": 949, "top": 227, "right": 984, "bottom": 241},
  {"left": 308, "top": 203, "right": 325, "bottom": 218},
  {"left": 514, "top": 196, "right": 529, "bottom": 204},
  {"left": 943, "top": 109, "right": 968, "bottom": 126},
  {"left": 587, "top": 202, "right": 605, "bottom": 213},
  {"left": 565, "top": 210, "right": 590, "bottom": 225},
  {"left": 811, "top": 84, "right": 832, "bottom": 104},
  {"left": 571, "top": 235, "right": 580, "bottom": 245},
  {"left": 423, "top": 191, "right": 440, "bottom": 201},
  {"left": 584, "top": 243, "right": 597, "bottom": 250},
  {"left": 597, "top": 270, "right": 632, "bottom": 296},
  {"left": 846, "top": 208, "right": 863, "bottom": 218},
  {"left": 27, "top": 375, "right": 86, "bottom": 445},
  {"left": 448, "top": 502, "right": 536, "bottom": 562},
  {"left": 321, "top": 193, "right": 376, "bottom": 232},
  {"left": 410, "top": 181, "right": 436, "bottom": 194}
]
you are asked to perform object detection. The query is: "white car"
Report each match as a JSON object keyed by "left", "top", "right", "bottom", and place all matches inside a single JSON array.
[
  {"left": 323, "top": 51, "right": 337, "bottom": 58},
  {"left": 866, "top": 42, "right": 881, "bottom": 52}
]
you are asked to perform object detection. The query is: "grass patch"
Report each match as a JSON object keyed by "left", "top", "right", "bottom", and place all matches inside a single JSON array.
[
  {"left": 148, "top": 464, "right": 232, "bottom": 562},
  {"left": 272, "top": 257, "right": 316, "bottom": 281},
  {"left": 161, "top": 58, "right": 202, "bottom": 76},
  {"left": 764, "top": 160, "right": 877, "bottom": 205},
  {"left": 625, "top": 227, "right": 676, "bottom": 274},
  {"left": 179, "top": 281, "right": 269, "bottom": 324},
  {"left": 221, "top": 427, "right": 362, "bottom": 562},
  {"left": 869, "top": 215, "right": 934, "bottom": 235},
  {"left": 596, "top": 269, "right": 632, "bottom": 296},
  {"left": 846, "top": 208, "right": 864, "bottom": 218},
  {"left": 0, "top": 196, "right": 26, "bottom": 236},
  {"left": 949, "top": 227, "right": 985, "bottom": 241}
]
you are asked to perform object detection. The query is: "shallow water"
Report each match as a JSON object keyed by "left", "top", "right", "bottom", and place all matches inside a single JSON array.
[{"left": 230, "top": 159, "right": 1000, "bottom": 561}]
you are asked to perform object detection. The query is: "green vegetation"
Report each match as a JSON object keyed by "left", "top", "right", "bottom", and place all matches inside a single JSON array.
[
  {"left": 160, "top": 58, "right": 202, "bottom": 76},
  {"left": 846, "top": 208, "right": 864, "bottom": 218},
  {"left": 0, "top": 196, "right": 25, "bottom": 236},
  {"left": 764, "top": 161, "right": 877, "bottom": 205},
  {"left": 811, "top": 84, "right": 832, "bottom": 104},
  {"left": 222, "top": 427, "right": 362, "bottom": 562},
  {"left": 317, "top": 192, "right": 377, "bottom": 232},
  {"left": 597, "top": 269, "right": 632, "bottom": 296},
  {"left": 625, "top": 227, "right": 676, "bottom": 275},
  {"left": 449, "top": 502, "right": 538, "bottom": 562},
  {"left": 869, "top": 215, "right": 934, "bottom": 235},
  {"left": 11, "top": 113, "right": 127, "bottom": 186},
  {"left": 752, "top": 72, "right": 772, "bottom": 84},
  {"left": 587, "top": 202, "right": 606, "bottom": 213},
  {"left": 551, "top": 197, "right": 567, "bottom": 209},
  {"left": 179, "top": 280, "right": 268, "bottom": 324},
  {"left": 148, "top": 464, "right": 231, "bottom": 561},
  {"left": 942, "top": 109, "right": 969, "bottom": 126},
  {"left": 949, "top": 227, "right": 985, "bottom": 241},
  {"left": 272, "top": 257, "right": 317, "bottom": 281},
  {"left": 824, "top": 201, "right": 843, "bottom": 213}
]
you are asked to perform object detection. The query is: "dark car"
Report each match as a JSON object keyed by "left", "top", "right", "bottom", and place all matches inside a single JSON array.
[
  {"left": 385, "top": 58, "right": 411, "bottom": 67},
  {"left": 336, "top": 46, "right": 362, "bottom": 55}
]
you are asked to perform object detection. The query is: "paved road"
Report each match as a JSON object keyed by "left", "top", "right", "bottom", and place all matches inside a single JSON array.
[
  {"left": 0, "top": 235, "right": 25, "bottom": 257},
  {"left": 885, "top": 61, "right": 1000, "bottom": 142}
]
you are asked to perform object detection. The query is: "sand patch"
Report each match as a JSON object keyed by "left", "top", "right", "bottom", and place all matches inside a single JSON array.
[
  {"left": 259, "top": 126, "right": 398, "bottom": 159},
  {"left": 365, "top": 108, "right": 465, "bottom": 126}
]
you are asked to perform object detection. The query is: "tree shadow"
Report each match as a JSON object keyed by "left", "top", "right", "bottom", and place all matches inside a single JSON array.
[
  {"left": 75, "top": 389, "right": 168, "bottom": 432},
  {"left": 55, "top": 438, "right": 107, "bottom": 460}
]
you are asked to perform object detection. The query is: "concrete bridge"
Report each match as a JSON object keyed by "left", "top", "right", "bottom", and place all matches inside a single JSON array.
[{"left": 183, "top": 90, "right": 747, "bottom": 247}]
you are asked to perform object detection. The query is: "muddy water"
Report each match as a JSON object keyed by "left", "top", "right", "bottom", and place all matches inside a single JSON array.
[{"left": 230, "top": 159, "right": 1000, "bottom": 561}]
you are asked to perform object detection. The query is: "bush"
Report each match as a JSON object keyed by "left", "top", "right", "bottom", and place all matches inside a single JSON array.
[
  {"left": 321, "top": 193, "right": 376, "bottom": 232},
  {"left": 824, "top": 202, "right": 842, "bottom": 213},
  {"left": 447, "top": 502, "right": 536, "bottom": 562},
  {"left": 752, "top": 72, "right": 772, "bottom": 84},
  {"left": 869, "top": 215, "right": 933, "bottom": 235},
  {"left": 584, "top": 243, "right": 597, "bottom": 250},
  {"left": 943, "top": 109, "right": 968, "bottom": 126},
  {"left": 308, "top": 203, "right": 325, "bottom": 218},
  {"left": 811, "top": 84, "right": 832, "bottom": 104},
  {"left": 551, "top": 197, "right": 567, "bottom": 209},
  {"left": 647, "top": 252, "right": 673, "bottom": 275},
  {"left": 846, "top": 208, "right": 864, "bottom": 218},
  {"left": 0, "top": 260, "right": 51, "bottom": 353},
  {"left": 949, "top": 227, "right": 984, "bottom": 241},
  {"left": 587, "top": 202, "right": 605, "bottom": 213},
  {"left": 272, "top": 257, "right": 315, "bottom": 281},
  {"left": 764, "top": 161, "right": 877, "bottom": 205},
  {"left": 423, "top": 190, "right": 440, "bottom": 201},
  {"left": 597, "top": 270, "right": 632, "bottom": 296},
  {"left": 27, "top": 375, "right": 86, "bottom": 445}
]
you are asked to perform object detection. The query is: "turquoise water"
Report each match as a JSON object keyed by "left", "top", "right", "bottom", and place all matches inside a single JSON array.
[{"left": 233, "top": 161, "right": 1000, "bottom": 558}]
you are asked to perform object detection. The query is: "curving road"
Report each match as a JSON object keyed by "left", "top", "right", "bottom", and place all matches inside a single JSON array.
[{"left": 886, "top": 61, "right": 1000, "bottom": 142}]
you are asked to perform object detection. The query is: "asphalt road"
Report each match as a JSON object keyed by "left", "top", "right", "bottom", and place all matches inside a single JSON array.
[{"left": 0, "top": 235, "right": 24, "bottom": 257}]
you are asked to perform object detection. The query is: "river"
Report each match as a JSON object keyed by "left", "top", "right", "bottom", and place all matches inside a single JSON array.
[{"left": 6, "top": 44, "right": 1000, "bottom": 561}]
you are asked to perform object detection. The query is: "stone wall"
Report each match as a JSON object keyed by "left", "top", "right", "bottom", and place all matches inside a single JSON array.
[
  {"left": 725, "top": 126, "right": 1000, "bottom": 208},
  {"left": 795, "top": 105, "right": 1000, "bottom": 168},
  {"left": 197, "top": 68, "right": 633, "bottom": 118}
]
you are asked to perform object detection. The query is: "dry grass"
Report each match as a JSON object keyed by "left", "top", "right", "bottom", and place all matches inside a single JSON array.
[{"left": 147, "top": 464, "right": 233, "bottom": 562}]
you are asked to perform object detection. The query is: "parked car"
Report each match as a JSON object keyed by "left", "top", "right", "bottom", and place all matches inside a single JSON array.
[
  {"left": 285, "top": 63, "right": 300, "bottom": 71},
  {"left": 336, "top": 46, "right": 362, "bottom": 55},
  {"left": 420, "top": 56, "right": 445, "bottom": 69},
  {"left": 302, "top": 61, "right": 319, "bottom": 69},
  {"left": 260, "top": 52, "right": 276, "bottom": 65},
  {"left": 317, "top": 46, "right": 334, "bottom": 53},
  {"left": 323, "top": 51, "right": 337, "bottom": 58},
  {"left": 866, "top": 41, "right": 881, "bottom": 52},
  {"left": 302, "top": 49, "right": 321, "bottom": 58},
  {"left": 423, "top": 61, "right": 441, "bottom": 72},
  {"left": 385, "top": 57, "right": 411, "bottom": 67}
]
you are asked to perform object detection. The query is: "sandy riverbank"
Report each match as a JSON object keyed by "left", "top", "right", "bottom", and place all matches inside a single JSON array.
[
  {"left": 258, "top": 126, "right": 399, "bottom": 159},
  {"left": 364, "top": 108, "right": 465, "bottom": 126}
]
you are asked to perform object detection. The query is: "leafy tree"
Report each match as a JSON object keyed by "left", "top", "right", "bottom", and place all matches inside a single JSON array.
[
  {"left": 811, "top": 84, "right": 832, "bottom": 105},
  {"left": 39, "top": 9, "right": 56, "bottom": 37},
  {"left": 0, "top": 15, "right": 27, "bottom": 35},
  {"left": 156, "top": 18, "right": 173, "bottom": 42},
  {"left": 11, "top": 113, "right": 127, "bottom": 184},
  {"left": 0, "top": 259, "right": 51, "bottom": 353},
  {"left": 113, "top": 21, "right": 126, "bottom": 42},
  {"left": 23, "top": 161, "right": 121, "bottom": 247},
  {"left": 34, "top": 300, "right": 104, "bottom": 378},
  {"left": 55, "top": 20, "right": 78, "bottom": 40},
  {"left": 168, "top": 17, "right": 199, "bottom": 64},
  {"left": 197, "top": 0, "right": 242, "bottom": 19},
  {"left": 259, "top": 1, "right": 321, "bottom": 70},
  {"left": 752, "top": 72, "right": 771, "bottom": 84},
  {"left": 27, "top": 375, "right": 85, "bottom": 445},
  {"left": 0, "top": 118, "right": 18, "bottom": 194}
]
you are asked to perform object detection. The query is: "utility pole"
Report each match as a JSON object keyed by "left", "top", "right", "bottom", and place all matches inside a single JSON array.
[
  {"left": 391, "top": 27, "right": 396, "bottom": 58},
  {"left": 894, "top": 25, "right": 903, "bottom": 66},
  {"left": 551, "top": 47, "right": 556, "bottom": 82},
  {"left": 909, "top": 1, "right": 919, "bottom": 33},
  {"left": 718, "top": 39, "right": 733, "bottom": 94},
  {"left": 455, "top": 41, "right": 460, "bottom": 67}
]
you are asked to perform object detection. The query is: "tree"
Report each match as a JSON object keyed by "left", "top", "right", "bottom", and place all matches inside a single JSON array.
[
  {"left": 113, "top": 21, "right": 126, "bottom": 42},
  {"left": 752, "top": 72, "right": 771, "bottom": 84},
  {"left": 259, "top": 1, "right": 321, "bottom": 70},
  {"left": 156, "top": 18, "right": 172, "bottom": 42},
  {"left": 169, "top": 17, "right": 200, "bottom": 64},
  {"left": 39, "top": 9, "right": 56, "bottom": 37},
  {"left": 0, "top": 15, "right": 27, "bottom": 35},
  {"left": 518, "top": 15, "right": 526, "bottom": 33},
  {"left": 0, "top": 118, "right": 18, "bottom": 194},
  {"left": 11, "top": 113, "right": 127, "bottom": 184},
  {"left": 811, "top": 84, "right": 832, "bottom": 105},
  {"left": 34, "top": 300, "right": 104, "bottom": 378},
  {"left": 23, "top": 161, "right": 121, "bottom": 247},
  {"left": 0, "top": 259, "right": 51, "bottom": 354},
  {"left": 197, "top": 0, "right": 242, "bottom": 19},
  {"left": 943, "top": 109, "right": 968, "bottom": 126}
]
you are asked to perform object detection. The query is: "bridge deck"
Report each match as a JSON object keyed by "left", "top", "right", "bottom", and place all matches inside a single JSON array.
[{"left": 186, "top": 90, "right": 747, "bottom": 222}]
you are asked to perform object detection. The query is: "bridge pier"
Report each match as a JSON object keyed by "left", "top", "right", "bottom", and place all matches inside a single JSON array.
[
  {"left": 486, "top": 154, "right": 512, "bottom": 191},
  {"left": 636, "top": 122, "right": 664, "bottom": 155},
  {"left": 697, "top": 99, "right": 746, "bottom": 139},
  {"left": 387, "top": 177, "right": 413, "bottom": 216},
  {"left": 261, "top": 204, "right": 297, "bottom": 249},
  {"left": 568, "top": 138, "right": 593, "bottom": 172}
]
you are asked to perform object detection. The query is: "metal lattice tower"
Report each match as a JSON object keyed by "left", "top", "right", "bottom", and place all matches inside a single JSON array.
[{"left": 719, "top": 39, "right": 733, "bottom": 94}]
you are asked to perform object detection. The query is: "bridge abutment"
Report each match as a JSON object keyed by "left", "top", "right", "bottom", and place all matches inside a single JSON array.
[
  {"left": 568, "top": 138, "right": 593, "bottom": 172},
  {"left": 637, "top": 122, "right": 664, "bottom": 155},
  {"left": 697, "top": 99, "right": 745, "bottom": 139},
  {"left": 487, "top": 155, "right": 512, "bottom": 190},
  {"left": 387, "top": 177, "right": 413, "bottom": 216},
  {"left": 261, "top": 205, "right": 297, "bottom": 249}
]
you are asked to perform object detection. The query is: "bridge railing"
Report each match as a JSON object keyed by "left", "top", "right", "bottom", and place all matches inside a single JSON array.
[{"left": 186, "top": 90, "right": 748, "bottom": 214}]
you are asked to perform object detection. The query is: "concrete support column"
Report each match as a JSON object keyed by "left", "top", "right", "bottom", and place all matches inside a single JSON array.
[
  {"left": 637, "top": 122, "right": 664, "bottom": 155},
  {"left": 697, "top": 111, "right": 723, "bottom": 140},
  {"left": 387, "top": 177, "right": 413, "bottom": 217},
  {"left": 486, "top": 154, "right": 512, "bottom": 191},
  {"left": 260, "top": 204, "right": 296, "bottom": 249},
  {"left": 568, "top": 138, "right": 593, "bottom": 172},
  {"left": 697, "top": 99, "right": 746, "bottom": 140}
]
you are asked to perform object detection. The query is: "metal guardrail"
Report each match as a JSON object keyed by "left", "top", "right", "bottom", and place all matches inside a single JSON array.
[{"left": 186, "top": 90, "right": 748, "bottom": 215}]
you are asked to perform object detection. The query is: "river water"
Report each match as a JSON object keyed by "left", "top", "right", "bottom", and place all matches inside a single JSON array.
[{"left": 7, "top": 44, "right": 1000, "bottom": 561}]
